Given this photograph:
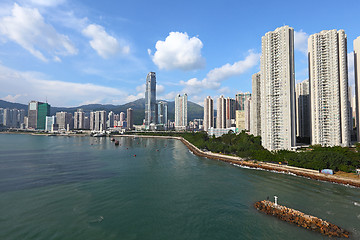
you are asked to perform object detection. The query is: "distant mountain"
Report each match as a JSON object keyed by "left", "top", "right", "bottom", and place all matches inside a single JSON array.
[
  {"left": 0, "top": 98, "right": 204, "bottom": 125},
  {"left": 0, "top": 100, "right": 27, "bottom": 111}
]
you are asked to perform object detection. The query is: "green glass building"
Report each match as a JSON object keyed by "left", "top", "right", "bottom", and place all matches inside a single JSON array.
[{"left": 37, "top": 103, "right": 50, "bottom": 130}]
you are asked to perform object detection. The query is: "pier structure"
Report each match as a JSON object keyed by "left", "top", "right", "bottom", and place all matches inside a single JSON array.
[{"left": 254, "top": 200, "right": 349, "bottom": 238}]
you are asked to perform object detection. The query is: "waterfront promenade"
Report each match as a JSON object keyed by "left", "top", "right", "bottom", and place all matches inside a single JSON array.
[{"left": 117, "top": 134, "right": 360, "bottom": 188}]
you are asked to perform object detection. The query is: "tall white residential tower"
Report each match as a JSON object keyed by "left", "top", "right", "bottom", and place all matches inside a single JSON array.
[
  {"left": 250, "top": 72, "right": 261, "bottom": 137},
  {"left": 354, "top": 36, "right": 360, "bottom": 141},
  {"left": 308, "top": 29, "right": 350, "bottom": 146},
  {"left": 260, "top": 25, "right": 296, "bottom": 151},
  {"left": 203, "top": 96, "right": 214, "bottom": 131}
]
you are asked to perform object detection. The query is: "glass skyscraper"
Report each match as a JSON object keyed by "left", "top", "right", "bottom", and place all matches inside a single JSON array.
[{"left": 145, "top": 72, "right": 157, "bottom": 127}]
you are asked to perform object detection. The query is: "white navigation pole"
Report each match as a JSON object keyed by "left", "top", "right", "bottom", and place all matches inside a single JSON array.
[{"left": 274, "top": 196, "right": 278, "bottom": 206}]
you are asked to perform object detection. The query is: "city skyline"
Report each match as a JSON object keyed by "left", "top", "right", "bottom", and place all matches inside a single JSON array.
[{"left": 0, "top": 0, "right": 359, "bottom": 107}]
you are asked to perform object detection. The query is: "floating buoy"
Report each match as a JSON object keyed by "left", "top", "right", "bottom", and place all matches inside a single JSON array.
[{"left": 134, "top": 154, "right": 136, "bottom": 157}]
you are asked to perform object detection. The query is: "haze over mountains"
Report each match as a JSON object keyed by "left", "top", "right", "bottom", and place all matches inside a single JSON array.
[{"left": 0, "top": 98, "right": 204, "bottom": 125}]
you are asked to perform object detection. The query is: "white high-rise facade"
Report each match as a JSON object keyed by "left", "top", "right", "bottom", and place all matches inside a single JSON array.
[
  {"left": 203, "top": 96, "right": 214, "bottom": 131},
  {"left": 216, "top": 95, "right": 226, "bottom": 129},
  {"left": 244, "top": 97, "right": 251, "bottom": 131},
  {"left": 260, "top": 25, "right": 296, "bottom": 151},
  {"left": 175, "top": 93, "right": 187, "bottom": 129},
  {"left": 308, "top": 29, "right": 350, "bottom": 147},
  {"left": 74, "top": 109, "right": 85, "bottom": 129},
  {"left": 250, "top": 72, "right": 261, "bottom": 136},
  {"left": 295, "top": 79, "right": 310, "bottom": 138},
  {"left": 354, "top": 36, "right": 360, "bottom": 141}
]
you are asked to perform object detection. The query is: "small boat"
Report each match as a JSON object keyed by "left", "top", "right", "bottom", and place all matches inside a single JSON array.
[
  {"left": 114, "top": 140, "right": 119, "bottom": 146},
  {"left": 93, "top": 133, "right": 106, "bottom": 137}
]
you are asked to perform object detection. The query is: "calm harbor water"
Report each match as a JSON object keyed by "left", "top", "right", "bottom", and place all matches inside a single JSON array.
[{"left": 0, "top": 134, "right": 359, "bottom": 240}]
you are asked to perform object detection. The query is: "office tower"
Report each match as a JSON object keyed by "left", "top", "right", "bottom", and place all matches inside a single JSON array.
[
  {"left": 295, "top": 79, "right": 310, "bottom": 138},
  {"left": 145, "top": 72, "right": 157, "bottom": 127},
  {"left": 225, "top": 97, "right": 236, "bottom": 128},
  {"left": 235, "top": 92, "right": 251, "bottom": 110},
  {"left": 244, "top": 97, "right": 251, "bottom": 131},
  {"left": 74, "top": 109, "right": 85, "bottom": 129},
  {"left": 45, "top": 116, "right": 56, "bottom": 132},
  {"left": 235, "top": 110, "right": 245, "bottom": 132},
  {"left": 250, "top": 72, "right": 261, "bottom": 136},
  {"left": 355, "top": 36, "right": 360, "bottom": 141},
  {"left": 56, "top": 112, "right": 73, "bottom": 131},
  {"left": 260, "top": 25, "right": 296, "bottom": 151},
  {"left": 37, "top": 102, "right": 50, "bottom": 130},
  {"left": 175, "top": 93, "right": 188, "bottom": 129},
  {"left": 216, "top": 95, "right": 226, "bottom": 129},
  {"left": 28, "top": 101, "right": 38, "bottom": 129},
  {"left": 127, "top": 108, "right": 133, "bottom": 130},
  {"left": 203, "top": 96, "right": 214, "bottom": 131},
  {"left": 157, "top": 101, "right": 168, "bottom": 125},
  {"left": 107, "top": 111, "right": 114, "bottom": 128},
  {"left": 309, "top": 29, "right": 350, "bottom": 146}
]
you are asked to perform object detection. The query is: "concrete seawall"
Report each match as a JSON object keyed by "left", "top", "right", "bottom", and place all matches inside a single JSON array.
[
  {"left": 254, "top": 200, "right": 350, "bottom": 238},
  {"left": 116, "top": 134, "right": 360, "bottom": 188}
]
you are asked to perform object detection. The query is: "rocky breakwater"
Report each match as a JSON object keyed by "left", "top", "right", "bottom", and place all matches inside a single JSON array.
[{"left": 254, "top": 200, "right": 350, "bottom": 238}]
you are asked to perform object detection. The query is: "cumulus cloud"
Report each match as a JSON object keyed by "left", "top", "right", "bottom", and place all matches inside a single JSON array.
[
  {"left": 348, "top": 52, "right": 355, "bottom": 87},
  {"left": 30, "top": 0, "right": 66, "bottom": 7},
  {"left": 0, "top": 64, "right": 134, "bottom": 107},
  {"left": 180, "top": 50, "right": 260, "bottom": 94},
  {"left": 0, "top": 3, "right": 77, "bottom": 62},
  {"left": 1, "top": 94, "right": 22, "bottom": 102},
  {"left": 82, "top": 24, "right": 130, "bottom": 59},
  {"left": 294, "top": 30, "right": 309, "bottom": 54},
  {"left": 151, "top": 32, "right": 205, "bottom": 71}
]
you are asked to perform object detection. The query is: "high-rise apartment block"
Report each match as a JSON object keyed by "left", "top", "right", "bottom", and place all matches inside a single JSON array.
[
  {"left": 203, "top": 96, "right": 214, "bottom": 131},
  {"left": 244, "top": 97, "right": 251, "bottom": 131},
  {"left": 216, "top": 95, "right": 226, "bottom": 129},
  {"left": 354, "top": 36, "right": 360, "bottom": 140},
  {"left": 308, "top": 29, "right": 350, "bottom": 146},
  {"left": 225, "top": 97, "right": 236, "bottom": 128},
  {"left": 260, "top": 25, "right": 296, "bottom": 151},
  {"left": 56, "top": 112, "right": 73, "bottom": 131},
  {"left": 296, "top": 79, "right": 310, "bottom": 138},
  {"left": 145, "top": 72, "right": 157, "bottom": 127},
  {"left": 250, "top": 72, "right": 261, "bottom": 137},
  {"left": 90, "top": 111, "right": 107, "bottom": 131},
  {"left": 235, "top": 92, "right": 251, "bottom": 110},
  {"left": 157, "top": 101, "right": 168, "bottom": 126},
  {"left": 175, "top": 93, "right": 187, "bottom": 130},
  {"left": 74, "top": 109, "right": 85, "bottom": 129},
  {"left": 127, "top": 108, "right": 133, "bottom": 130}
]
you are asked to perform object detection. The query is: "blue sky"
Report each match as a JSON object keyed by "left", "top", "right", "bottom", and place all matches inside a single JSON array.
[{"left": 0, "top": 0, "right": 359, "bottom": 107}]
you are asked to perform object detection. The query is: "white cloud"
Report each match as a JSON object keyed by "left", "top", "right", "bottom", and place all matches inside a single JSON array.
[
  {"left": 0, "top": 64, "right": 133, "bottom": 107},
  {"left": 151, "top": 32, "right": 205, "bottom": 71},
  {"left": 158, "top": 91, "right": 178, "bottom": 101},
  {"left": 0, "top": 3, "right": 77, "bottom": 62},
  {"left": 294, "top": 30, "right": 309, "bottom": 54},
  {"left": 348, "top": 52, "right": 355, "bottom": 87},
  {"left": 30, "top": 0, "right": 66, "bottom": 7},
  {"left": 180, "top": 50, "right": 260, "bottom": 94},
  {"left": 1, "top": 94, "right": 22, "bottom": 102},
  {"left": 82, "top": 24, "right": 130, "bottom": 59}
]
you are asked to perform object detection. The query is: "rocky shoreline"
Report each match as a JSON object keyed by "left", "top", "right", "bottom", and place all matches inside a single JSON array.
[
  {"left": 254, "top": 200, "right": 350, "bottom": 238},
  {"left": 177, "top": 137, "right": 360, "bottom": 188}
]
